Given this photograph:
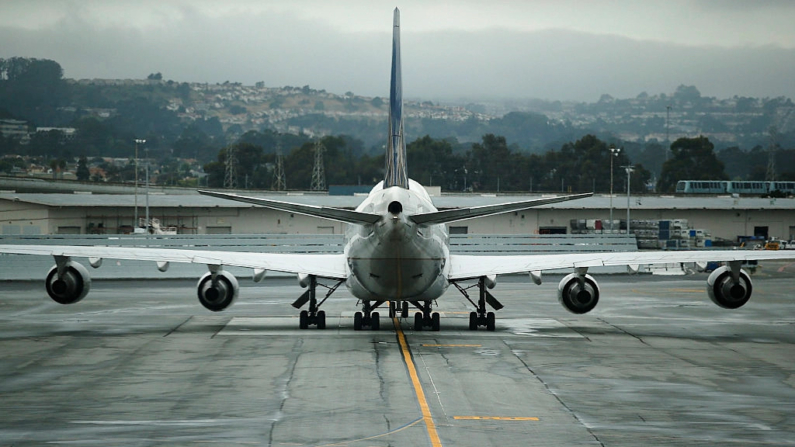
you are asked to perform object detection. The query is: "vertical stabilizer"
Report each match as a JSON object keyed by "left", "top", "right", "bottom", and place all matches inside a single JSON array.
[{"left": 384, "top": 8, "right": 408, "bottom": 189}]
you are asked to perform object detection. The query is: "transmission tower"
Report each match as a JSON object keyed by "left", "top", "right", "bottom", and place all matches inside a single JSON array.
[
  {"left": 272, "top": 145, "right": 286, "bottom": 191},
  {"left": 224, "top": 145, "right": 237, "bottom": 189},
  {"left": 310, "top": 140, "right": 326, "bottom": 191},
  {"left": 766, "top": 126, "right": 778, "bottom": 182}
]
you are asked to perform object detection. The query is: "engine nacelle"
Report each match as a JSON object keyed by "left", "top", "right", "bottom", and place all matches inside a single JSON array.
[
  {"left": 707, "top": 265, "right": 753, "bottom": 309},
  {"left": 557, "top": 273, "right": 600, "bottom": 314},
  {"left": 197, "top": 270, "right": 239, "bottom": 312},
  {"left": 46, "top": 261, "right": 92, "bottom": 305}
]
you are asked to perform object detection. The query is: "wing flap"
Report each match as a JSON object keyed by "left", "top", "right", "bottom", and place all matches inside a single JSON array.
[
  {"left": 0, "top": 245, "right": 348, "bottom": 280},
  {"left": 449, "top": 250, "right": 795, "bottom": 280}
]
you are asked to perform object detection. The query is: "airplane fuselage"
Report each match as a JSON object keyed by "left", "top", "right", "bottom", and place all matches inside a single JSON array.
[{"left": 345, "top": 179, "right": 450, "bottom": 302}]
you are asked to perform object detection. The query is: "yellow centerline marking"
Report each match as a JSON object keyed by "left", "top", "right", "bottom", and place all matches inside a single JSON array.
[
  {"left": 421, "top": 344, "right": 482, "bottom": 348},
  {"left": 394, "top": 317, "right": 443, "bottom": 447},
  {"left": 454, "top": 416, "right": 540, "bottom": 421}
]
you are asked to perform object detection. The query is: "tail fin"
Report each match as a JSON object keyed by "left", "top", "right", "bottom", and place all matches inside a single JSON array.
[{"left": 384, "top": 8, "right": 408, "bottom": 189}]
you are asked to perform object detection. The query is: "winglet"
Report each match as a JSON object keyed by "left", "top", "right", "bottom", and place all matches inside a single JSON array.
[{"left": 384, "top": 8, "right": 408, "bottom": 189}]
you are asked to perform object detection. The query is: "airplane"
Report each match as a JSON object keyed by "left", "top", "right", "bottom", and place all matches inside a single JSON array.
[{"left": 2, "top": 8, "right": 795, "bottom": 332}]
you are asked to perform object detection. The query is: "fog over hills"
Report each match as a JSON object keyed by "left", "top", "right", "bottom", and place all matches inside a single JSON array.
[{"left": 2, "top": 6, "right": 794, "bottom": 103}]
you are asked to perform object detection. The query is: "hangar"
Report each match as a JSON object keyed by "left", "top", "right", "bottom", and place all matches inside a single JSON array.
[{"left": 2, "top": 191, "right": 794, "bottom": 243}]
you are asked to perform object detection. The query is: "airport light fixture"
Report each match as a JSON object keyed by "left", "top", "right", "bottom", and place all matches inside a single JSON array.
[
  {"left": 145, "top": 147, "right": 150, "bottom": 234},
  {"left": 609, "top": 147, "right": 621, "bottom": 232},
  {"left": 624, "top": 165, "right": 635, "bottom": 235},
  {"left": 134, "top": 139, "right": 146, "bottom": 227}
]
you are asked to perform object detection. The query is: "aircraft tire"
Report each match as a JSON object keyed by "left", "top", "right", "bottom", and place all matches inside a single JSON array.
[
  {"left": 371, "top": 312, "right": 380, "bottom": 331},
  {"left": 317, "top": 310, "right": 326, "bottom": 329},
  {"left": 414, "top": 312, "right": 423, "bottom": 331},
  {"left": 299, "top": 310, "right": 309, "bottom": 330},
  {"left": 469, "top": 312, "right": 478, "bottom": 330},
  {"left": 354, "top": 312, "right": 363, "bottom": 331},
  {"left": 431, "top": 312, "right": 440, "bottom": 331},
  {"left": 486, "top": 312, "right": 496, "bottom": 332}
]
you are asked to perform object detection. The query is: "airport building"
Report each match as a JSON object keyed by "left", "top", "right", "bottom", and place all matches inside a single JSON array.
[{"left": 2, "top": 191, "right": 794, "bottom": 243}]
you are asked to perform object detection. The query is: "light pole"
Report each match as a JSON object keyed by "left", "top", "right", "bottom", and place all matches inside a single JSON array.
[
  {"left": 624, "top": 165, "right": 635, "bottom": 234},
  {"left": 609, "top": 147, "right": 621, "bottom": 232},
  {"left": 145, "top": 147, "right": 150, "bottom": 233},
  {"left": 134, "top": 139, "right": 145, "bottom": 227}
]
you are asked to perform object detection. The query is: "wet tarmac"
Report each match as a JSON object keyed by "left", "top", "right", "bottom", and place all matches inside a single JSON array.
[{"left": 1, "top": 261, "right": 795, "bottom": 446}]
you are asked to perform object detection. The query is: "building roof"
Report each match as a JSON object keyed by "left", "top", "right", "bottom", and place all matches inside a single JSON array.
[{"left": 2, "top": 192, "right": 794, "bottom": 211}]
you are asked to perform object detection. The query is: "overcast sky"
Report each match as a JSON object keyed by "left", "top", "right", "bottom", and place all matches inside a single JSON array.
[{"left": 2, "top": 0, "right": 794, "bottom": 102}]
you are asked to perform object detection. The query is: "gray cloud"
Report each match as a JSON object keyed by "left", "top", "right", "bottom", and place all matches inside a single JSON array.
[{"left": 1, "top": 4, "right": 794, "bottom": 102}]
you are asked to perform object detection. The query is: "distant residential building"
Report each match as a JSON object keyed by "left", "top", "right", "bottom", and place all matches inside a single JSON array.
[{"left": 0, "top": 119, "right": 31, "bottom": 144}]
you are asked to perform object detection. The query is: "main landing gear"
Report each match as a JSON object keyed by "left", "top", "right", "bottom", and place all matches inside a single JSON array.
[
  {"left": 453, "top": 276, "right": 504, "bottom": 332},
  {"left": 292, "top": 275, "right": 342, "bottom": 330},
  {"left": 409, "top": 301, "right": 440, "bottom": 331},
  {"left": 353, "top": 300, "right": 384, "bottom": 331}
]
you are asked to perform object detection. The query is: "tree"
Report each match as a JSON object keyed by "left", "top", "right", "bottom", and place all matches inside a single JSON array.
[
  {"left": 76, "top": 156, "right": 90, "bottom": 181},
  {"left": 657, "top": 136, "right": 727, "bottom": 192}
]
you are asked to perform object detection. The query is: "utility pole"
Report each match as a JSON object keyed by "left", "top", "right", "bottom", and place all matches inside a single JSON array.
[
  {"left": 272, "top": 145, "right": 286, "bottom": 191},
  {"left": 224, "top": 145, "right": 237, "bottom": 189},
  {"left": 310, "top": 140, "right": 326, "bottom": 191},
  {"left": 134, "top": 139, "right": 145, "bottom": 227},
  {"left": 609, "top": 147, "right": 621, "bottom": 232}
]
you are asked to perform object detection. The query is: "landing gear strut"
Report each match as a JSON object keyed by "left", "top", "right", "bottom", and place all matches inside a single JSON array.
[
  {"left": 453, "top": 277, "right": 503, "bottom": 331},
  {"left": 353, "top": 300, "right": 382, "bottom": 331},
  {"left": 410, "top": 300, "right": 440, "bottom": 331},
  {"left": 292, "top": 276, "right": 342, "bottom": 330},
  {"left": 388, "top": 301, "right": 410, "bottom": 319}
]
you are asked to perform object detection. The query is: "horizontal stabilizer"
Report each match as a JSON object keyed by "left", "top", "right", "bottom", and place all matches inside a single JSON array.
[
  {"left": 198, "top": 190, "right": 381, "bottom": 225},
  {"left": 410, "top": 192, "right": 593, "bottom": 226}
]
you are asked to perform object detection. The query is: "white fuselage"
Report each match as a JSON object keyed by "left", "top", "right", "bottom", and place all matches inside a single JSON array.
[{"left": 344, "top": 179, "right": 450, "bottom": 302}]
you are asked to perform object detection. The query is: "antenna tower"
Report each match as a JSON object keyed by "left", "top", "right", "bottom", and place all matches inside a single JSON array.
[
  {"left": 766, "top": 126, "right": 778, "bottom": 182},
  {"left": 223, "top": 145, "right": 237, "bottom": 189},
  {"left": 272, "top": 145, "right": 287, "bottom": 191},
  {"left": 311, "top": 140, "right": 326, "bottom": 191}
]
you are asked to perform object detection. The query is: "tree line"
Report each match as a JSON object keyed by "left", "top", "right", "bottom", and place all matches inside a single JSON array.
[{"left": 203, "top": 132, "right": 746, "bottom": 194}]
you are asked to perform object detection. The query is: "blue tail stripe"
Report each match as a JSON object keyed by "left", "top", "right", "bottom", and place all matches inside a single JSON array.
[{"left": 384, "top": 8, "right": 408, "bottom": 189}]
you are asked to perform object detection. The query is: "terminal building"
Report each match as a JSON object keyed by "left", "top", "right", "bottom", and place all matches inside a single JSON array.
[{"left": 2, "top": 191, "right": 794, "bottom": 244}]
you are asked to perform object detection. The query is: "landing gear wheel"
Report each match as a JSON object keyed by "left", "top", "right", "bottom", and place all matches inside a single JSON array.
[
  {"left": 353, "top": 311, "right": 363, "bottom": 331},
  {"left": 431, "top": 312, "right": 441, "bottom": 331},
  {"left": 371, "top": 311, "right": 380, "bottom": 331},
  {"left": 317, "top": 310, "right": 326, "bottom": 329},
  {"left": 469, "top": 312, "right": 478, "bottom": 330},
  {"left": 299, "top": 310, "right": 309, "bottom": 329},
  {"left": 388, "top": 302, "right": 396, "bottom": 318},
  {"left": 414, "top": 312, "right": 423, "bottom": 331},
  {"left": 486, "top": 312, "right": 496, "bottom": 332},
  {"left": 401, "top": 302, "right": 409, "bottom": 318}
]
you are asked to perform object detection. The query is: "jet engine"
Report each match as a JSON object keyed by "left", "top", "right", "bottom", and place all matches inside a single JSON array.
[
  {"left": 557, "top": 273, "right": 600, "bottom": 314},
  {"left": 45, "top": 261, "right": 92, "bottom": 304},
  {"left": 706, "top": 265, "right": 753, "bottom": 309},
  {"left": 197, "top": 270, "right": 239, "bottom": 312}
]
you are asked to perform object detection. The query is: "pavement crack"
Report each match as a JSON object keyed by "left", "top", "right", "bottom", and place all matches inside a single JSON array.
[
  {"left": 268, "top": 338, "right": 303, "bottom": 447},
  {"left": 598, "top": 318, "right": 649, "bottom": 346},
  {"left": 513, "top": 351, "right": 606, "bottom": 447}
]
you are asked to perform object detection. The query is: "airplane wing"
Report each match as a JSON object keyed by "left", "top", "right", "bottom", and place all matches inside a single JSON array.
[
  {"left": 449, "top": 249, "right": 795, "bottom": 280},
  {"left": 0, "top": 245, "right": 348, "bottom": 280},
  {"left": 410, "top": 192, "right": 593, "bottom": 226},
  {"left": 198, "top": 190, "right": 380, "bottom": 225}
]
